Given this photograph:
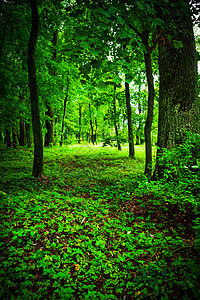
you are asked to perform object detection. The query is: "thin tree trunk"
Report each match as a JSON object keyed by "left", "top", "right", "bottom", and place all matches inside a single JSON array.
[
  {"left": 78, "top": 104, "right": 82, "bottom": 144},
  {"left": 25, "top": 121, "right": 31, "bottom": 148},
  {"left": 19, "top": 118, "right": 26, "bottom": 146},
  {"left": 6, "top": 130, "right": 12, "bottom": 148},
  {"left": 89, "top": 103, "right": 94, "bottom": 145},
  {"left": 44, "top": 105, "right": 54, "bottom": 146},
  {"left": 45, "top": 30, "right": 58, "bottom": 147},
  {"left": 0, "top": 23, "right": 7, "bottom": 58},
  {"left": 142, "top": 31, "right": 155, "bottom": 177},
  {"left": 125, "top": 78, "right": 134, "bottom": 158},
  {"left": 60, "top": 77, "right": 70, "bottom": 146},
  {"left": 113, "top": 84, "right": 121, "bottom": 150},
  {"left": 52, "top": 30, "right": 58, "bottom": 75},
  {"left": 95, "top": 118, "right": 98, "bottom": 144},
  {"left": 136, "top": 97, "right": 142, "bottom": 145},
  {"left": 28, "top": 0, "right": 43, "bottom": 178},
  {"left": 12, "top": 126, "right": 17, "bottom": 148}
]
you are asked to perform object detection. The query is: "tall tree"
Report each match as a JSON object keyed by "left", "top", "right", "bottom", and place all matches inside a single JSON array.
[
  {"left": 44, "top": 30, "right": 58, "bottom": 147},
  {"left": 89, "top": 102, "right": 95, "bottom": 145},
  {"left": 28, "top": 0, "right": 43, "bottom": 177},
  {"left": 141, "top": 31, "right": 155, "bottom": 177},
  {"left": 78, "top": 104, "right": 82, "bottom": 144},
  {"left": 60, "top": 77, "right": 70, "bottom": 146},
  {"left": 125, "top": 77, "right": 135, "bottom": 158},
  {"left": 154, "top": 0, "right": 200, "bottom": 178},
  {"left": 113, "top": 83, "right": 122, "bottom": 151}
]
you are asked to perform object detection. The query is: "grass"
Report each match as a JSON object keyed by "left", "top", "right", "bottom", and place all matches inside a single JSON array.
[{"left": 0, "top": 144, "right": 199, "bottom": 299}]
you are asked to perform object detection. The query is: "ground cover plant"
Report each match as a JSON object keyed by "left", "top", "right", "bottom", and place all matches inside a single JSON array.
[{"left": 0, "top": 144, "right": 199, "bottom": 300}]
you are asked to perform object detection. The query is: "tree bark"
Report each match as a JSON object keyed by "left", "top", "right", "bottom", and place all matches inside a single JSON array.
[
  {"left": 142, "top": 31, "right": 155, "bottom": 177},
  {"left": 28, "top": 0, "right": 43, "bottom": 178},
  {"left": 94, "top": 118, "right": 97, "bottom": 144},
  {"left": 0, "top": 23, "right": 7, "bottom": 58},
  {"left": 5, "top": 130, "right": 12, "bottom": 148},
  {"left": 25, "top": 121, "right": 31, "bottom": 148},
  {"left": 136, "top": 97, "right": 142, "bottom": 145},
  {"left": 12, "top": 125, "right": 18, "bottom": 147},
  {"left": 19, "top": 118, "right": 25, "bottom": 146},
  {"left": 44, "top": 105, "right": 54, "bottom": 147},
  {"left": 45, "top": 30, "right": 58, "bottom": 147},
  {"left": 60, "top": 77, "right": 69, "bottom": 146},
  {"left": 125, "top": 78, "right": 134, "bottom": 157},
  {"left": 113, "top": 84, "right": 122, "bottom": 150},
  {"left": 78, "top": 104, "right": 82, "bottom": 144},
  {"left": 89, "top": 103, "right": 95, "bottom": 145},
  {"left": 154, "top": 0, "right": 200, "bottom": 178}
]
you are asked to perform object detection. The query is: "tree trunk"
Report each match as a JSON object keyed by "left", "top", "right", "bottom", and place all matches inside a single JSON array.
[
  {"left": 125, "top": 79, "right": 134, "bottom": 157},
  {"left": 142, "top": 31, "right": 155, "bottom": 177},
  {"left": 0, "top": 23, "right": 7, "bottom": 58},
  {"left": 113, "top": 84, "right": 121, "bottom": 150},
  {"left": 60, "top": 77, "right": 69, "bottom": 146},
  {"left": 12, "top": 126, "right": 18, "bottom": 148},
  {"left": 136, "top": 97, "right": 142, "bottom": 145},
  {"left": 44, "top": 105, "right": 54, "bottom": 147},
  {"left": 94, "top": 118, "right": 97, "bottom": 144},
  {"left": 154, "top": 0, "right": 199, "bottom": 178},
  {"left": 28, "top": 0, "right": 43, "bottom": 178},
  {"left": 89, "top": 103, "right": 95, "bottom": 145},
  {"left": 25, "top": 121, "right": 31, "bottom": 148},
  {"left": 78, "top": 104, "right": 82, "bottom": 144},
  {"left": 5, "top": 130, "right": 12, "bottom": 148},
  {"left": 19, "top": 118, "right": 25, "bottom": 146},
  {"left": 45, "top": 30, "right": 58, "bottom": 147}
]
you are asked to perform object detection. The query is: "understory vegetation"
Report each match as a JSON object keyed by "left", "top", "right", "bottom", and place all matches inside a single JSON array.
[{"left": 0, "top": 143, "right": 200, "bottom": 300}]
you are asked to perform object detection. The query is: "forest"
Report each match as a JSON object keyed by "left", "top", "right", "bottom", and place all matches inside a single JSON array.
[{"left": 0, "top": 0, "right": 200, "bottom": 299}]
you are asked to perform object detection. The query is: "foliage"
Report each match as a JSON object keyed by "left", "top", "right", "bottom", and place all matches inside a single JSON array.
[
  {"left": 156, "top": 132, "right": 200, "bottom": 189},
  {"left": 0, "top": 144, "right": 199, "bottom": 299},
  {"left": 135, "top": 133, "right": 200, "bottom": 256}
]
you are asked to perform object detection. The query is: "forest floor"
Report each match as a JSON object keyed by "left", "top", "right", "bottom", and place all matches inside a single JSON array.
[{"left": 0, "top": 144, "right": 199, "bottom": 300}]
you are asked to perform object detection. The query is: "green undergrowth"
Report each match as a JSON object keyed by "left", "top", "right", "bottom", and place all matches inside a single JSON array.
[{"left": 0, "top": 144, "right": 199, "bottom": 299}]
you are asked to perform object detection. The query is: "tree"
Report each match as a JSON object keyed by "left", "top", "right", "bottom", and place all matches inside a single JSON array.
[
  {"left": 60, "top": 77, "right": 70, "bottom": 146},
  {"left": 113, "top": 83, "right": 122, "bottom": 150},
  {"left": 142, "top": 31, "right": 155, "bottom": 177},
  {"left": 44, "top": 30, "right": 58, "bottom": 147},
  {"left": 28, "top": 0, "right": 43, "bottom": 177},
  {"left": 125, "top": 77, "right": 135, "bottom": 157},
  {"left": 154, "top": 0, "right": 200, "bottom": 178}
]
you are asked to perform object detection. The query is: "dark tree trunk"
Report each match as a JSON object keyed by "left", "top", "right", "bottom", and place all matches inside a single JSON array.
[
  {"left": 45, "top": 30, "right": 58, "bottom": 147},
  {"left": 154, "top": 0, "right": 199, "bottom": 178},
  {"left": 12, "top": 126, "right": 18, "bottom": 148},
  {"left": 0, "top": 23, "right": 7, "bottom": 58},
  {"left": 25, "top": 121, "right": 31, "bottom": 148},
  {"left": 113, "top": 84, "right": 121, "bottom": 150},
  {"left": 5, "top": 130, "right": 12, "bottom": 148},
  {"left": 19, "top": 118, "right": 25, "bottom": 146},
  {"left": 136, "top": 98, "right": 142, "bottom": 145},
  {"left": 52, "top": 30, "right": 58, "bottom": 75},
  {"left": 44, "top": 105, "right": 54, "bottom": 147},
  {"left": 60, "top": 77, "right": 69, "bottom": 146},
  {"left": 78, "top": 104, "right": 82, "bottom": 144},
  {"left": 28, "top": 0, "right": 43, "bottom": 178},
  {"left": 94, "top": 118, "right": 97, "bottom": 144},
  {"left": 142, "top": 31, "right": 155, "bottom": 177},
  {"left": 125, "top": 79, "right": 134, "bottom": 158},
  {"left": 89, "top": 103, "right": 95, "bottom": 145}
]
